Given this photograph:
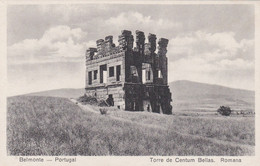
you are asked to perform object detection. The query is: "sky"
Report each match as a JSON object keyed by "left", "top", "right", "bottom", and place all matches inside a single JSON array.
[{"left": 7, "top": 4, "right": 255, "bottom": 96}]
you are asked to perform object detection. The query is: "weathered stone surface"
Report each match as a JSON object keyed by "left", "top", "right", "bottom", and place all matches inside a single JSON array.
[
  {"left": 148, "top": 33, "right": 157, "bottom": 52},
  {"left": 85, "top": 30, "right": 172, "bottom": 114}
]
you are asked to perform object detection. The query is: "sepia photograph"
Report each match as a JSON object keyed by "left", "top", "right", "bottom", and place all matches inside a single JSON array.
[{"left": 2, "top": 0, "right": 258, "bottom": 163}]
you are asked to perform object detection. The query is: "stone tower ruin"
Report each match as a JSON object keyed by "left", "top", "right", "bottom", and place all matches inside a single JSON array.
[{"left": 85, "top": 30, "right": 172, "bottom": 114}]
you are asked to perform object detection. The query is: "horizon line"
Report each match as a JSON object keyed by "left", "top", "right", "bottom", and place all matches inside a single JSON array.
[{"left": 7, "top": 79, "right": 255, "bottom": 97}]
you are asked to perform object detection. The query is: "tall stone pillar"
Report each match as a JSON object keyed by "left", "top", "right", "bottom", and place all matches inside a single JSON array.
[
  {"left": 148, "top": 33, "right": 157, "bottom": 78},
  {"left": 135, "top": 30, "right": 145, "bottom": 82},
  {"left": 135, "top": 30, "right": 145, "bottom": 55},
  {"left": 148, "top": 33, "right": 157, "bottom": 53},
  {"left": 104, "top": 35, "right": 114, "bottom": 51},
  {"left": 118, "top": 30, "right": 134, "bottom": 82},
  {"left": 86, "top": 47, "right": 97, "bottom": 61},
  {"left": 157, "top": 38, "right": 169, "bottom": 84},
  {"left": 118, "top": 30, "right": 134, "bottom": 51},
  {"left": 96, "top": 39, "right": 104, "bottom": 53}
]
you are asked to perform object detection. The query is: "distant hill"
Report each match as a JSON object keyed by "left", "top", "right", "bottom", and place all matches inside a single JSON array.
[
  {"left": 169, "top": 80, "right": 254, "bottom": 112},
  {"left": 23, "top": 80, "right": 255, "bottom": 112},
  {"left": 25, "top": 88, "right": 85, "bottom": 99}
]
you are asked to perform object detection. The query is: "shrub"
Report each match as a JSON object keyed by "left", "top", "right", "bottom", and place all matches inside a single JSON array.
[
  {"left": 99, "top": 108, "right": 108, "bottom": 115},
  {"left": 217, "top": 106, "right": 232, "bottom": 116},
  {"left": 77, "top": 95, "right": 98, "bottom": 105},
  {"left": 77, "top": 95, "right": 110, "bottom": 107},
  {"left": 98, "top": 100, "right": 109, "bottom": 107}
]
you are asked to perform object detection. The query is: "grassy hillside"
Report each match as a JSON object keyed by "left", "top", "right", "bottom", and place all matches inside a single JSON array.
[
  {"left": 7, "top": 96, "right": 254, "bottom": 156},
  {"left": 169, "top": 80, "right": 255, "bottom": 112}
]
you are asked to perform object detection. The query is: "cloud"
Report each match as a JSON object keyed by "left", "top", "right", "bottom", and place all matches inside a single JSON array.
[
  {"left": 105, "top": 12, "right": 182, "bottom": 34},
  {"left": 8, "top": 25, "right": 93, "bottom": 64},
  {"left": 167, "top": 31, "right": 254, "bottom": 90},
  {"left": 38, "top": 5, "right": 108, "bottom": 23},
  {"left": 169, "top": 31, "right": 254, "bottom": 61},
  {"left": 41, "top": 25, "right": 84, "bottom": 42}
]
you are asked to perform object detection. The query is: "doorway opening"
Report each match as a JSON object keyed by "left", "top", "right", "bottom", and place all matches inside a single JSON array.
[
  {"left": 106, "top": 94, "right": 114, "bottom": 106},
  {"left": 100, "top": 64, "right": 107, "bottom": 83}
]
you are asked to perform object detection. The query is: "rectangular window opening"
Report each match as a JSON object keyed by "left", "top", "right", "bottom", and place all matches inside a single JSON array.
[
  {"left": 100, "top": 65, "right": 107, "bottom": 83},
  {"left": 116, "top": 65, "right": 121, "bottom": 81},
  {"left": 158, "top": 70, "right": 162, "bottom": 78},
  {"left": 94, "top": 70, "right": 98, "bottom": 80},
  {"left": 88, "top": 71, "right": 92, "bottom": 85},
  {"left": 109, "top": 66, "right": 114, "bottom": 77},
  {"left": 148, "top": 70, "right": 151, "bottom": 80},
  {"left": 142, "top": 69, "right": 146, "bottom": 83}
]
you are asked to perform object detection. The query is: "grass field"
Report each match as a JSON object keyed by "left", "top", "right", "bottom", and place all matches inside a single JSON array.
[{"left": 7, "top": 96, "right": 255, "bottom": 156}]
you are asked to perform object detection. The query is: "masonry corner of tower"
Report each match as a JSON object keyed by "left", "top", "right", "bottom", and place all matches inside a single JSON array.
[{"left": 85, "top": 30, "right": 172, "bottom": 114}]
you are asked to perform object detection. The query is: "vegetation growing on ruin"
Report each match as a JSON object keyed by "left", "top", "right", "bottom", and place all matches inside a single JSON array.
[{"left": 77, "top": 94, "right": 108, "bottom": 107}]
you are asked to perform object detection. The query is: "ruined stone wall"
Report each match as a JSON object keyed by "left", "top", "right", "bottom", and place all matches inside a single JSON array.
[
  {"left": 85, "top": 54, "right": 125, "bottom": 88},
  {"left": 85, "top": 30, "right": 172, "bottom": 114},
  {"left": 85, "top": 34, "right": 127, "bottom": 109},
  {"left": 85, "top": 85, "right": 125, "bottom": 109}
]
